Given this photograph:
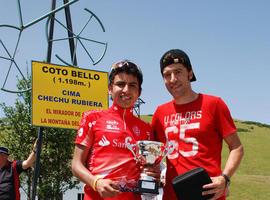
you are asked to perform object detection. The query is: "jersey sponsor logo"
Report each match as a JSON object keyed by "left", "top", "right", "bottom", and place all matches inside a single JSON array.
[
  {"left": 98, "top": 136, "right": 134, "bottom": 149},
  {"left": 164, "top": 110, "right": 202, "bottom": 126},
  {"left": 98, "top": 136, "right": 110, "bottom": 146},
  {"left": 112, "top": 136, "right": 134, "bottom": 149},
  {"left": 105, "top": 120, "right": 120, "bottom": 131}
]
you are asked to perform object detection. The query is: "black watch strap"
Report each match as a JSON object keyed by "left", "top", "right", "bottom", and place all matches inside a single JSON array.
[{"left": 221, "top": 173, "right": 230, "bottom": 186}]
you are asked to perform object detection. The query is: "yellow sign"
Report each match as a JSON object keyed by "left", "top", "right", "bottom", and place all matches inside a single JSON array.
[{"left": 32, "top": 61, "right": 108, "bottom": 129}]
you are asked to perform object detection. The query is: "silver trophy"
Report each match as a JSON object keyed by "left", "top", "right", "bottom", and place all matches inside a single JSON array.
[{"left": 126, "top": 140, "right": 174, "bottom": 194}]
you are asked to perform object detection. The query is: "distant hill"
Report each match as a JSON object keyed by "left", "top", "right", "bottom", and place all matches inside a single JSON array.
[{"left": 141, "top": 114, "right": 270, "bottom": 128}]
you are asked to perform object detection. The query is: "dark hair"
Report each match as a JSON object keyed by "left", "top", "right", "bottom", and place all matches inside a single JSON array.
[
  {"left": 160, "top": 49, "right": 196, "bottom": 82},
  {"left": 109, "top": 60, "right": 143, "bottom": 92}
]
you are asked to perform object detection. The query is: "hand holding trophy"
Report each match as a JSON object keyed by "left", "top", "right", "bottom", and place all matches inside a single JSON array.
[{"left": 126, "top": 140, "right": 174, "bottom": 195}]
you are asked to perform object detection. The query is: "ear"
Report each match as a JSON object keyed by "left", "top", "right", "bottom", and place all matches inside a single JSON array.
[
  {"left": 108, "top": 84, "right": 112, "bottom": 95},
  {"left": 188, "top": 70, "right": 194, "bottom": 80}
]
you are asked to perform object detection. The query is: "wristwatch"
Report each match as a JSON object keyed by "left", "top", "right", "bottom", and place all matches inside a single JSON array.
[{"left": 221, "top": 173, "right": 230, "bottom": 187}]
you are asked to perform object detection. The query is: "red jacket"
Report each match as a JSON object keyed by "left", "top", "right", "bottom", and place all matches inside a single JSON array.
[{"left": 12, "top": 161, "right": 21, "bottom": 200}]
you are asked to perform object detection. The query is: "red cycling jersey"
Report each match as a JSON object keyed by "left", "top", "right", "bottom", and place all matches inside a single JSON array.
[
  {"left": 152, "top": 94, "right": 236, "bottom": 200},
  {"left": 75, "top": 103, "right": 152, "bottom": 200}
]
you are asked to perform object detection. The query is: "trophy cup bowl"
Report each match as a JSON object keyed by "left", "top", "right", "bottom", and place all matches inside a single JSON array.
[{"left": 126, "top": 140, "right": 173, "bottom": 194}]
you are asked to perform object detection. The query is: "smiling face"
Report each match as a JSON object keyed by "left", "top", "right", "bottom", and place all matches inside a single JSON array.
[
  {"left": 162, "top": 63, "right": 194, "bottom": 101},
  {"left": 109, "top": 72, "right": 140, "bottom": 108}
]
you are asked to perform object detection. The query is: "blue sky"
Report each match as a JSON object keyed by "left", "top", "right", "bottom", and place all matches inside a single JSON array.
[{"left": 0, "top": 0, "right": 270, "bottom": 125}]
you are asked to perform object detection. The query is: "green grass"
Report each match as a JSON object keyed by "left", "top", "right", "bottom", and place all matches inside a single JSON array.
[
  {"left": 141, "top": 116, "right": 270, "bottom": 200},
  {"left": 222, "top": 120, "right": 270, "bottom": 199},
  {"left": 140, "top": 114, "right": 152, "bottom": 123}
]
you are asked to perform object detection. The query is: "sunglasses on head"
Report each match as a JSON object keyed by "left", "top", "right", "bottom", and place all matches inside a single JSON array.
[{"left": 110, "top": 60, "right": 141, "bottom": 72}]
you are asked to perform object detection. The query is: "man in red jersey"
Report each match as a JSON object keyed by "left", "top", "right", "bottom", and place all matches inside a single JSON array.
[
  {"left": 152, "top": 49, "right": 244, "bottom": 200},
  {"left": 72, "top": 60, "right": 155, "bottom": 200}
]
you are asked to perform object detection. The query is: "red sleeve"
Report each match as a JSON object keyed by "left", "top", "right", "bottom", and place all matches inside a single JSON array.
[
  {"left": 75, "top": 110, "right": 99, "bottom": 148},
  {"left": 151, "top": 106, "right": 166, "bottom": 143},
  {"left": 215, "top": 98, "right": 237, "bottom": 138}
]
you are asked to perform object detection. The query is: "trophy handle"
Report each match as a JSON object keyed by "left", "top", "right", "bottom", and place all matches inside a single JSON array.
[
  {"left": 126, "top": 142, "right": 137, "bottom": 161},
  {"left": 164, "top": 141, "right": 176, "bottom": 158}
]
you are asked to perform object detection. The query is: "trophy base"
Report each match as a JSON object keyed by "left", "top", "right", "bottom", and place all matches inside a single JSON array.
[{"left": 137, "top": 179, "right": 159, "bottom": 194}]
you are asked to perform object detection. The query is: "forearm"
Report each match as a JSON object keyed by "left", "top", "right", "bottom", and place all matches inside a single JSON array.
[
  {"left": 223, "top": 144, "right": 244, "bottom": 177},
  {"left": 72, "top": 160, "right": 97, "bottom": 188},
  {"left": 22, "top": 150, "right": 36, "bottom": 169},
  {"left": 72, "top": 144, "right": 99, "bottom": 190},
  {"left": 202, "top": 145, "right": 244, "bottom": 199}
]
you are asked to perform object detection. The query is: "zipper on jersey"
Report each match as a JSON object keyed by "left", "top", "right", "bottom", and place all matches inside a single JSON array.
[{"left": 123, "top": 109, "right": 127, "bottom": 131}]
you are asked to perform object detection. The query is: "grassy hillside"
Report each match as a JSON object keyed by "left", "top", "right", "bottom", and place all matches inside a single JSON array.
[
  {"left": 141, "top": 115, "right": 270, "bottom": 200},
  {"left": 224, "top": 120, "right": 270, "bottom": 200}
]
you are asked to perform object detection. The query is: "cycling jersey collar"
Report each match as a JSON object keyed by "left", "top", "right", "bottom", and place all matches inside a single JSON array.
[{"left": 110, "top": 102, "right": 134, "bottom": 117}]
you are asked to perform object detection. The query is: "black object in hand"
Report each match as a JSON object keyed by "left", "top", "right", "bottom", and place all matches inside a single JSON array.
[{"left": 172, "top": 167, "right": 214, "bottom": 200}]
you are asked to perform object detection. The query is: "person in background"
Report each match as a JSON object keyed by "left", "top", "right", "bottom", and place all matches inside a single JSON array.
[
  {"left": 152, "top": 49, "right": 244, "bottom": 200},
  {"left": 0, "top": 140, "right": 38, "bottom": 200},
  {"left": 72, "top": 60, "right": 158, "bottom": 200}
]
